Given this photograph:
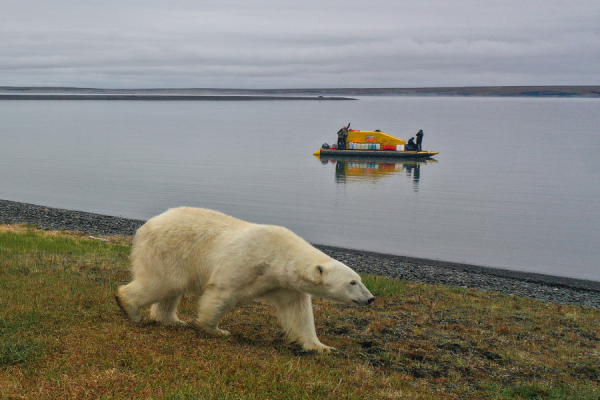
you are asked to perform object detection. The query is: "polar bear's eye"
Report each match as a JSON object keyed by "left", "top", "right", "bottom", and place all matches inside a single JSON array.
[{"left": 350, "top": 281, "right": 357, "bottom": 285}]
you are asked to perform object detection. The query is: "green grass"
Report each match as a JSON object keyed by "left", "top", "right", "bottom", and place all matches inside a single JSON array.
[{"left": 1, "top": 224, "right": 599, "bottom": 399}]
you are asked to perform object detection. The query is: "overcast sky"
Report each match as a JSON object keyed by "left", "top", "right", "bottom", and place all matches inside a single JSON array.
[{"left": 1, "top": 0, "right": 599, "bottom": 88}]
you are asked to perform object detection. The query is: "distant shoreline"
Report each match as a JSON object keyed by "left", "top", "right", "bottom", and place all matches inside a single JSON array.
[
  {"left": 1, "top": 85, "right": 599, "bottom": 98},
  {"left": 0, "top": 94, "right": 356, "bottom": 101}
]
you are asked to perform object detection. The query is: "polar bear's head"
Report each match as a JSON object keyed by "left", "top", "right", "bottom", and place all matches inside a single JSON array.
[{"left": 303, "top": 259, "right": 375, "bottom": 306}]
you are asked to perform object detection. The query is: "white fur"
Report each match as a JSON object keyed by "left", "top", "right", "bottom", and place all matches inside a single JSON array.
[{"left": 116, "top": 207, "right": 374, "bottom": 352}]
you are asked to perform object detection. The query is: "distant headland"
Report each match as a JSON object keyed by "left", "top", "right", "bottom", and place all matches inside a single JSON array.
[{"left": 0, "top": 86, "right": 599, "bottom": 98}]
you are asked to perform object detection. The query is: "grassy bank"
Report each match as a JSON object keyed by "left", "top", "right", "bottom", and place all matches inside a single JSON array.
[{"left": 1, "top": 225, "right": 598, "bottom": 399}]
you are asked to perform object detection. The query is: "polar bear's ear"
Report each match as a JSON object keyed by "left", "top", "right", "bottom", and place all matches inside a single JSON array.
[
  {"left": 300, "top": 264, "right": 325, "bottom": 284},
  {"left": 307, "top": 264, "right": 324, "bottom": 284}
]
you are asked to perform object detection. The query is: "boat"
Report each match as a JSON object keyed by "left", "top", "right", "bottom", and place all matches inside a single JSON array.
[{"left": 313, "top": 126, "right": 438, "bottom": 158}]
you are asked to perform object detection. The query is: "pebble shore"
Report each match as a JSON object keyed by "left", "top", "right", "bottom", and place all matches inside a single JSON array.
[{"left": 2, "top": 199, "right": 599, "bottom": 309}]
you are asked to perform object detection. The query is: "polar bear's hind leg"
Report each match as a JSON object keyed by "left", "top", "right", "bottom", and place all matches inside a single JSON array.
[
  {"left": 150, "top": 295, "right": 184, "bottom": 325},
  {"left": 195, "top": 286, "right": 233, "bottom": 336},
  {"left": 116, "top": 279, "right": 173, "bottom": 324}
]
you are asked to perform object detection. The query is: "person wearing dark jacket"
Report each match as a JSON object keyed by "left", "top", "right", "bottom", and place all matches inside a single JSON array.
[
  {"left": 337, "top": 126, "right": 348, "bottom": 150},
  {"left": 407, "top": 137, "right": 416, "bottom": 151},
  {"left": 415, "top": 129, "right": 424, "bottom": 151}
]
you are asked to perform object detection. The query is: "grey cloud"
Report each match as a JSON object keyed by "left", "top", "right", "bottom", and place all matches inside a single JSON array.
[{"left": 1, "top": 0, "right": 599, "bottom": 87}]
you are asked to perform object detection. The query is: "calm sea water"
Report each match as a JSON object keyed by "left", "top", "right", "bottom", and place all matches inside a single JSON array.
[{"left": 1, "top": 97, "right": 599, "bottom": 281}]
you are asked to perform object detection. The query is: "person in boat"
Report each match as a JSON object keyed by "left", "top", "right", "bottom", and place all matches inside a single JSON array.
[
  {"left": 337, "top": 126, "right": 348, "bottom": 150},
  {"left": 416, "top": 130, "right": 424, "bottom": 151},
  {"left": 406, "top": 137, "right": 417, "bottom": 151}
]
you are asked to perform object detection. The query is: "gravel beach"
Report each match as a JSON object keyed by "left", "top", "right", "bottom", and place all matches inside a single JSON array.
[{"left": 2, "top": 199, "right": 599, "bottom": 308}]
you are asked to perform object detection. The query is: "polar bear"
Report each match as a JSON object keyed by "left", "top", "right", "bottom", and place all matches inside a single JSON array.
[{"left": 115, "top": 207, "right": 375, "bottom": 352}]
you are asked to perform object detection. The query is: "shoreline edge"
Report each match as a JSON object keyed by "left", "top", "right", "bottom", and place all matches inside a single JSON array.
[{"left": 1, "top": 198, "right": 598, "bottom": 308}]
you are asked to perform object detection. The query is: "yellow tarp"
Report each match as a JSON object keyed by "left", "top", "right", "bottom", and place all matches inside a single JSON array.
[{"left": 346, "top": 131, "right": 406, "bottom": 146}]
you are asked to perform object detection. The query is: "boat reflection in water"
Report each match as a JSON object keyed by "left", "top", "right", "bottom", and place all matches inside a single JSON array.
[{"left": 316, "top": 156, "right": 437, "bottom": 190}]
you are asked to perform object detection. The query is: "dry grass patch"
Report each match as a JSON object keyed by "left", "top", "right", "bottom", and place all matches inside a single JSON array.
[{"left": 1, "top": 225, "right": 599, "bottom": 399}]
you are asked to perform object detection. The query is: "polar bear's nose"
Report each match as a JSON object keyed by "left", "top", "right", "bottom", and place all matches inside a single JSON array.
[{"left": 367, "top": 297, "right": 376, "bottom": 305}]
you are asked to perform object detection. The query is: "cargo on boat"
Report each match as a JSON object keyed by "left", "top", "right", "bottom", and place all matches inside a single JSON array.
[{"left": 314, "top": 124, "right": 438, "bottom": 158}]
